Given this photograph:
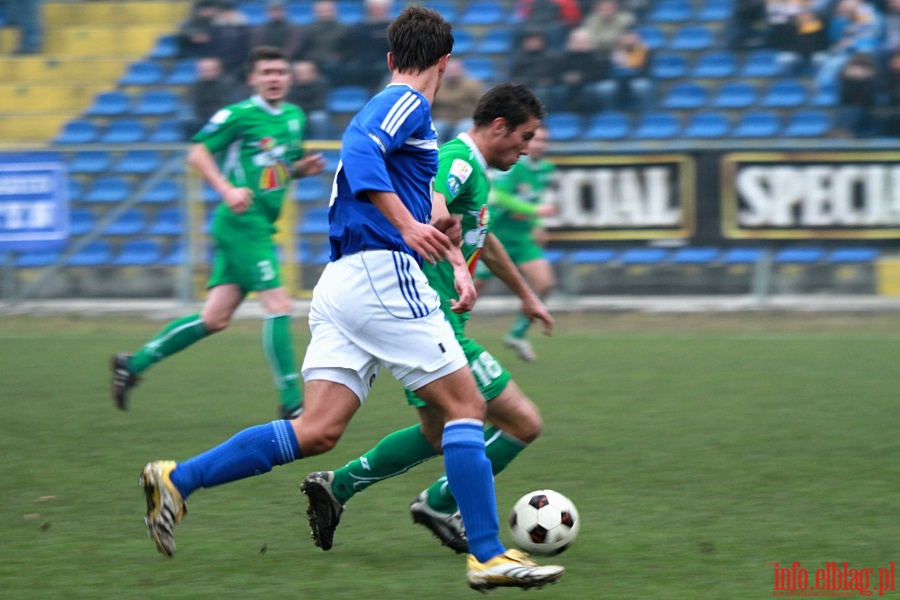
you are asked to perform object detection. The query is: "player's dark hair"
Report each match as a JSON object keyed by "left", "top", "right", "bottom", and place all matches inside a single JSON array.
[
  {"left": 472, "top": 83, "right": 547, "bottom": 129},
  {"left": 387, "top": 6, "right": 454, "bottom": 74},
  {"left": 247, "top": 46, "right": 289, "bottom": 71}
]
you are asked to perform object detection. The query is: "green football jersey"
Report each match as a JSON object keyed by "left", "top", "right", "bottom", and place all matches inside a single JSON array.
[
  {"left": 427, "top": 134, "right": 492, "bottom": 332},
  {"left": 193, "top": 95, "right": 307, "bottom": 237},
  {"left": 490, "top": 156, "right": 555, "bottom": 238}
]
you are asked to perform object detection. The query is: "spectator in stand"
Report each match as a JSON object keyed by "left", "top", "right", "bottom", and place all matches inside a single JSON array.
[
  {"left": 592, "top": 29, "right": 653, "bottom": 111},
  {"left": 509, "top": 29, "right": 565, "bottom": 111},
  {"left": 298, "top": 0, "right": 348, "bottom": 86},
  {"left": 251, "top": 0, "right": 307, "bottom": 60},
  {"left": 184, "top": 57, "right": 239, "bottom": 138},
  {"left": 177, "top": 0, "right": 221, "bottom": 58},
  {"left": 726, "top": 0, "right": 768, "bottom": 49},
  {"left": 880, "top": 49, "right": 900, "bottom": 135},
  {"left": 431, "top": 59, "right": 484, "bottom": 142},
  {"left": 208, "top": 0, "right": 252, "bottom": 80},
  {"left": 582, "top": 0, "right": 636, "bottom": 56},
  {"left": 557, "top": 27, "right": 610, "bottom": 113},
  {"left": 513, "top": 0, "right": 582, "bottom": 49},
  {"left": 813, "top": 0, "right": 883, "bottom": 92},
  {"left": 6, "top": 0, "right": 43, "bottom": 54},
  {"left": 884, "top": 0, "right": 900, "bottom": 50},
  {"left": 834, "top": 51, "right": 879, "bottom": 135},
  {"left": 287, "top": 60, "right": 336, "bottom": 139},
  {"left": 336, "top": 0, "right": 393, "bottom": 91}
]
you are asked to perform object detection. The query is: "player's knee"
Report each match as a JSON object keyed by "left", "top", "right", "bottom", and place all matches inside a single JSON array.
[
  {"left": 201, "top": 313, "right": 230, "bottom": 333},
  {"left": 517, "top": 410, "right": 543, "bottom": 443},
  {"left": 301, "top": 428, "right": 342, "bottom": 456}
]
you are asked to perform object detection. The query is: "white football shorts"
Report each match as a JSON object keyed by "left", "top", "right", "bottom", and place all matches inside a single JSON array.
[{"left": 301, "top": 250, "right": 467, "bottom": 403}]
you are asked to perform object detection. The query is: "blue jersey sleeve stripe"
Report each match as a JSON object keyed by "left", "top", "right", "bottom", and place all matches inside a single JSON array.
[
  {"left": 380, "top": 91, "right": 413, "bottom": 133},
  {"left": 382, "top": 95, "right": 422, "bottom": 137}
]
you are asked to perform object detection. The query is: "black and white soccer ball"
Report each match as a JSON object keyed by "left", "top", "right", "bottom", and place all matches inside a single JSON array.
[{"left": 508, "top": 489, "right": 580, "bottom": 556}]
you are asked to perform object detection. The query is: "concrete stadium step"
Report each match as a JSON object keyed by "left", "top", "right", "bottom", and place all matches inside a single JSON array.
[
  {"left": 43, "top": 1, "right": 189, "bottom": 28},
  {"left": 44, "top": 25, "right": 173, "bottom": 57},
  {"left": 0, "top": 83, "right": 108, "bottom": 113},
  {"left": 0, "top": 114, "right": 71, "bottom": 145},
  {"left": 0, "top": 56, "right": 130, "bottom": 83}
]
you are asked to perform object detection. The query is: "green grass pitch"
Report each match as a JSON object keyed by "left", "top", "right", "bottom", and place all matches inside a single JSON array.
[{"left": 2, "top": 312, "right": 899, "bottom": 599}]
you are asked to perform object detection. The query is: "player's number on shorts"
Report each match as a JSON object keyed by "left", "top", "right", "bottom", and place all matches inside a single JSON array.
[
  {"left": 258, "top": 260, "right": 276, "bottom": 282},
  {"left": 471, "top": 351, "right": 502, "bottom": 387}
]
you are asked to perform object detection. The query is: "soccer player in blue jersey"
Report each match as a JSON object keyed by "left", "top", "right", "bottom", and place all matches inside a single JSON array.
[{"left": 137, "top": 7, "right": 564, "bottom": 592}]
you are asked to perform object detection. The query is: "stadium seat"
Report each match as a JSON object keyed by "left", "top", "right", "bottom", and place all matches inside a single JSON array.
[
  {"left": 711, "top": 81, "right": 758, "bottom": 108},
  {"left": 783, "top": 110, "right": 832, "bottom": 137},
  {"left": 544, "top": 112, "right": 583, "bottom": 141},
  {"left": 774, "top": 247, "right": 825, "bottom": 263},
  {"left": 141, "top": 179, "right": 180, "bottom": 204},
  {"left": 424, "top": 1, "right": 456, "bottom": 21},
  {"left": 698, "top": 0, "right": 733, "bottom": 20},
  {"left": 669, "top": 25, "right": 714, "bottom": 51},
  {"left": 462, "top": 57, "right": 497, "bottom": 82},
  {"left": 661, "top": 82, "right": 708, "bottom": 109},
  {"left": 336, "top": 0, "right": 364, "bottom": 23},
  {"left": 133, "top": 90, "right": 180, "bottom": 116},
  {"left": 683, "top": 112, "right": 730, "bottom": 138},
  {"left": 54, "top": 120, "right": 100, "bottom": 144},
  {"left": 321, "top": 149, "right": 341, "bottom": 173},
  {"left": 112, "top": 239, "right": 164, "bottom": 266},
  {"left": 619, "top": 248, "right": 669, "bottom": 264},
  {"left": 287, "top": 1, "right": 314, "bottom": 24},
  {"left": 326, "top": 86, "right": 369, "bottom": 114},
  {"left": 100, "top": 119, "right": 148, "bottom": 144},
  {"left": 203, "top": 184, "right": 219, "bottom": 203},
  {"left": 648, "top": 0, "right": 692, "bottom": 22},
  {"left": 761, "top": 79, "right": 807, "bottom": 108},
  {"left": 149, "top": 34, "right": 178, "bottom": 59},
  {"left": 827, "top": 248, "right": 879, "bottom": 262},
  {"left": 68, "top": 178, "right": 83, "bottom": 201},
  {"left": 16, "top": 248, "right": 63, "bottom": 268},
  {"left": 147, "top": 207, "right": 184, "bottom": 235},
  {"left": 570, "top": 249, "right": 616, "bottom": 264},
  {"left": 477, "top": 28, "right": 513, "bottom": 54},
  {"left": 68, "top": 240, "right": 112, "bottom": 266},
  {"left": 811, "top": 83, "right": 838, "bottom": 107},
  {"left": 83, "top": 177, "right": 132, "bottom": 203},
  {"left": 85, "top": 91, "right": 131, "bottom": 117},
  {"left": 69, "top": 209, "right": 96, "bottom": 236},
  {"left": 104, "top": 209, "right": 146, "bottom": 236},
  {"left": 671, "top": 247, "right": 720, "bottom": 263},
  {"left": 583, "top": 112, "right": 631, "bottom": 140},
  {"left": 721, "top": 247, "right": 764, "bottom": 264},
  {"left": 634, "top": 25, "right": 666, "bottom": 50},
  {"left": 732, "top": 111, "right": 781, "bottom": 137},
  {"left": 453, "top": 29, "right": 474, "bottom": 54},
  {"left": 693, "top": 51, "right": 737, "bottom": 78},
  {"left": 119, "top": 61, "right": 165, "bottom": 86},
  {"left": 148, "top": 119, "right": 185, "bottom": 143},
  {"left": 459, "top": 1, "right": 504, "bottom": 25},
  {"left": 114, "top": 150, "right": 162, "bottom": 175},
  {"left": 650, "top": 53, "right": 689, "bottom": 79},
  {"left": 164, "top": 59, "right": 199, "bottom": 85},
  {"left": 295, "top": 177, "right": 328, "bottom": 203},
  {"left": 741, "top": 50, "right": 785, "bottom": 78},
  {"left": 632, "top": 112, "right": 681, "bottom": 139},
  {"left": 69, "top": 151, "right": 112, "bottom": 174},
  {"left": 298, "top": 207, "right": 330, "bottom": 235},
  {"left": 161, "top": 241, "right": 185, "bottom": 265},
  {"left": 239, "top": 2, "right": 267, "bottom": 25}
]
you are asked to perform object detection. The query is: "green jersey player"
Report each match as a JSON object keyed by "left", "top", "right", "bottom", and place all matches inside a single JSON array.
[
  {"left": 302, "top": 83, "right": 556, "bottom": 557},
  {"left": 476, "top": 126, "right": 557, "bottom": 362},
  {"left": 111, "top": 46, "right": 325, "bottom": 419}
]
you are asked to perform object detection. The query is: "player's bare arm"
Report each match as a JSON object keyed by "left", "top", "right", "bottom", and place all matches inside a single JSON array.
[
  {"left": 291, "top": 153, "right": 326, "bottom": 179},
  {"left": 481, "top": 233, "right": 553, "bottom": 335},
  {"left": 430, "top": 191, "right": 462, "bottom": 246},
  {"left": 367, "top": 190, "right": 454, "bottom": 264},
  {"left": 187, "top": 143, "right": 253, "bottom": 215}
]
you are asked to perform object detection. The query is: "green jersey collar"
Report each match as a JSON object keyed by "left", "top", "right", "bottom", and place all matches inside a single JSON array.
[
  {"left": 251, "top": 94, "right": 283, "bottom": 116},
  {"left": 457, "top": 132, "right": 487, "bottom": 172}
]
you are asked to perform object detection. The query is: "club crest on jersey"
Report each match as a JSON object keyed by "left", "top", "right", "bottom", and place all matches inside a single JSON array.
[
  {"left": 446, "top": 158, "right": 473, "bottom": 198},
  {"left": 463, "top": 204, "right": 491, "bottom": 248},
  {"left": 254, "top": 137, "right": 290, "bottom": 191}
]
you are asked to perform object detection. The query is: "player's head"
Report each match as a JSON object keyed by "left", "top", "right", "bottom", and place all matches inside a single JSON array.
[
  {"left": 471, "top": 83, "right": 546, "bottom": 171},
  {"left": 246, "top": 46, "right": 292, "bottom": 104},
  {"left": 527, "top": 126, "right": 549, "bottom": 161},
  {"left": 387, "top": 6, "right": 454, "bottom": 75}
]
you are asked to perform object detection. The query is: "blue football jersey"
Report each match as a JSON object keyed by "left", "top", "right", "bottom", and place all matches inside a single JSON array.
[{"left": 328, "top": 84, "right": 439, "bottom": 263}]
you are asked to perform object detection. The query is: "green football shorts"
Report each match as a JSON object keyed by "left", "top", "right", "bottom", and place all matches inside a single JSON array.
[
  {"left": 475, "top": 233, "right": 545, "bottom": 280},
  {"left": 207, "top": 233, "right": 282, "bottom": 293}
]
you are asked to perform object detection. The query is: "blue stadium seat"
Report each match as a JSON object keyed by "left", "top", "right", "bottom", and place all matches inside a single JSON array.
[
  {"left": 711, "top": 81, "right": 758, "bottom": 108},
  {"left": 164, "top": 59, "right": 198, "bottom": 85},
  {"left": 296, "top": 177, "right": 328, "bottom": 203},
  {"left": 85, "top": 91, "right": 131, "bottom": 117},
  {"left": 133, "top": 90, "right": 180, "bottom": 116},
  {"left": 114, "top": 150, "right": 162, "bottom": 175},
  {"left": 147, "top": 208, "right": 184, "bottom": 235},
  {"left": 783, "top": 110, "right": 832, "bottom": 137},
  {"left": 453, "top": 29, "right": 474, "bottom": 54},
  {"left": 545, "top": 112, "right": 583, "bottom": 141},
  {"left": 298, "top": 208, "right": 330, "bottom": 235},
  {"left": 287, "top": 1, "right": 314, "bottom": 24},
  {"left": 112, "top": 239, "right": 164, "bottom": 266},
  {"left": 584, "top": 112, "right": 631, "bottom": 140},
  {"left": 148, "top": 119, "right": 185, "bottom": 143},
  {"left": 104, "top": 209, "right": 146, "bottom": 235},
  {"left": 321, "top": 149, "right": 341, "bottom": 173},
  {"left": 149, "top": 34, "right": 178, "bottom": 59},
  {"left": 545, "top": 249, "right": 566, "bottom": 264},
  {"left": 68, "top": 240, "right": 112, "bottom": 266},
  {"left": 698, "top": 0, "right": 733, "bottom": 20},
  {"left": 721, "top": 247, "right": 764, "bottom": 263},
  {"left": 774, "top": 247, "right": 825, "bottom": 263},
  {"left": 424, "top": 1, "right": 456, "bottom": 21},
  {"left": 336, "top": 0, "right": 364, "bottom": 24},
  {"left": 477, "top": 28, "right": 513, "bottom": 54},
  {"left": 648, "top": 0, "right": 692, "bottom": 22},
  {"left": 141, "top": 179, "right": 180, "bottom": 204},
  {"left": 119, "top": 61, "right": 164, "bottom": 86},
  {"left": 327, "top": 86, "right": 369, "bottom": 114},
  {"left": 83, "top": 177, "right": 132, "bottom": 203},
  {"left": 683, "top": 112, "right": 730, "bottom": 138},
  {"left": 671, "top": 247, "right": 720, "bottom": 264},
  {"left": 54, "top": 120, "right": 100, "bottom": 144},
  {"left": 650, "top": 53, "right": 689, "bottom": 79},
  {"left": 17, "top": 248, "right": 63, "bottom": 268},
  {"left": 570, "top": 249, "right": 616, "bottom": 264},
  {"left": 460, "top": 1, "right": 505, "bottom": 25},
  {"left": 619, "top": 248, "right": 669, "bottom": 264},
  {"left": 634, "top": 25, "right": 666, "bottom": 50},
  {"left": 203, "top": 183, "right": 219, "bottom": 203},
  {"left": 161, "top": 241, "right": 185, "bottom": 265},
  {"left": 661, "top": 82, "right": 708, "bottom": 109},
  {"left": 68, "top": 178, "right": 83, "bottom": 201},
  {"left": 741, "top": 50, "right": 785, "bottom": 77},
  {"left": 632, "top": 112, "right": 681, "bottom": 139},
  {"left": 812, "top": 83, "right": 838, "bottom": 107},
  {"left": 827, "top": 248, "right": 879, "bottom": 262},
  {"left": 732, "top": 111, "right": 781, "bottom": 137},
  {"left": 693, "top": 51, "right": 737, "bottom": 78},
  {"left": 100, "top": 118, "right": 147, "bottom": 144},
  {"left": 761, "top": 79, "right": 807, "bottom": 108},
  {"left": 239, "top": 2, "right": 267, "bottom": 25},
  {"left": 669, "top": 25, "right": 714, "bottom": 51},
  {"left": 462, "top": 57, "right": 497, "bottom": 82},
  {"left": 69, "top": 151, "right": 112, "bottom": 174},
  {"left": 69, "top": 209, "right": 96, "bottom": 236}
]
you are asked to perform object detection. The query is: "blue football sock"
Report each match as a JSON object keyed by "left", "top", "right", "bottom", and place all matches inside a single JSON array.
[
  {"left": 442, "top": 419, "right": 506, "bottom": 563},
  {"left": 170, "top": 420, "right": 301, "bottom": 499}
]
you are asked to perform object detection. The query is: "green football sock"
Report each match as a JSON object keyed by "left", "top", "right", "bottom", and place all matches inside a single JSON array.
[
  {"left": 508, "top": 314, "right": 532, "bottom": 339},
  {"left": 262, "top": 314, "right": 302, "bottom": 412},
  {"left": 128, "top": 313, "right": 209, "bottom": 375},
  {"left": 331, "top": 424, "right": 438, "bottom": 506},
  {"left": 426, "top": 426, "right": 528, "bottom": 514}
]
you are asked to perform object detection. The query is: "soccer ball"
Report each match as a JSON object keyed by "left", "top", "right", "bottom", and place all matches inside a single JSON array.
[{"left": 508, "top": 489, "right": 580, "bottom": 556}]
